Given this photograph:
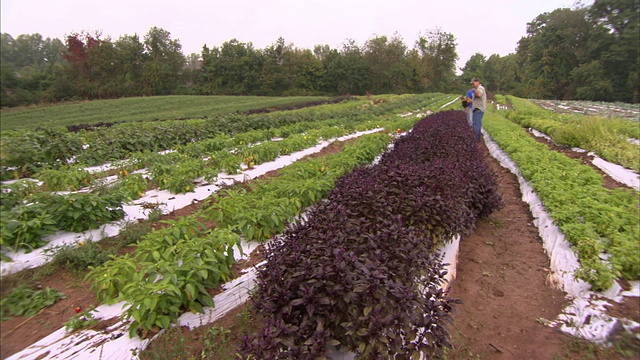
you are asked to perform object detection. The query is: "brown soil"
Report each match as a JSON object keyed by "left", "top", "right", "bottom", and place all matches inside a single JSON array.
[
  {"left": 444, "top": 143, "right": 570, "bottom": 359},
  {"left": 1, "top": 132, "right": 638, "bottom": 359}
]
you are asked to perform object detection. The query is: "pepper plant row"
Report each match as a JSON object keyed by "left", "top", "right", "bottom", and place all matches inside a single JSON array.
[
  {"left": 85, "top": 131, "right": 394, "bottom": 338},
  {"left": 483, "top": 110, "right": 639, "bottom": 291},
  {"left": 240, "top": 110, "right": 503, "bottom": 358},
  {"left": 0, "top": 188, "right": 126, "bottom": 254}
]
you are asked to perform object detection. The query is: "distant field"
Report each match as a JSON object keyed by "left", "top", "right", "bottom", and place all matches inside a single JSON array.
[{"left": 0, "top": 95, "right": 330, "bottom": 131}]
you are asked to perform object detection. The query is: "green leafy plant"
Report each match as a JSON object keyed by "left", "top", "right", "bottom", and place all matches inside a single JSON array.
[
  {"left": 240, "top": 141, "right": 281, "bottom": 167},
  {"left": 0, "top": 203, "right": 57, "bottom": 252},
  {"left": 34, "top": 192, "right": 126, "bottom": 233},
  {"left": 115, "top": 220, "right": 153, "bottom": 247},
  {"left": 36, "top": 165, "right": 94, "bottom": 191},
  {"left": 200, "top": 326, "right": 232, "bottom": 359},
  {"left": 120, "top": 228, "right": 240, "bottom": 337},
  {"left": 64, "top": 306, "right": 98, "bottom": 333},
  {"left": 0, "top": 179, "right": 41, "bottom": 211},
  {"left": 110, "top": 173, "right": 148, "bottom": 200},
  {"left": 1, "top": 285, "right": 66, "bottom": 320},
  {"left": 47, "top": 240, "right": 113, "bottom": 272},
  {"left": 86, "top": 215, "right": 241, "bottom": 337},
  {"left": 206, "top": 150, "right": 242, "bottom": 174}
]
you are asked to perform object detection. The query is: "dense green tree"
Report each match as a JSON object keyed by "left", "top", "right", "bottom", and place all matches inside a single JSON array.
[
  {"left": 178, "top": 52, "right": 201, "bottom": 94},
  {"left": 200, "top": 39, "right": 263, "bottom": 95},
  {"left": 517, "top": 8, "right": 592, "bottom": 99},
  {"left": 113, "top": 34, "right": 147, "bottom": 96},
  {"left": 288, "top": 48, "right": 324, "bottom": 95},
  {"left": 416, "top": 29, "right": 458, "bottom": 92},
  {"left": 405, "top": 48, "right": 428, "bottom": 93},
  {"left": 0, "top": 33, "right": 65, "bottom": 106},
  {"left": 363, "top": 34, "right": 411, "bottom": 93},
  {"left": 460, "top": 53, "right": 487, "bottom": 84},
  {"left": 40, "top": 62, "right": 76, "bottom": 102},
  {"left": 0, "top": 61, "right": 20, "bottom": 107},
  {"left": 484, "top": 54, "right": 524, "bottom": 96},
  {"left": 327, "top": 39, "right": 370, "bottom": 95},
  {"left": 259, "top": 37, "right": 292, "bottom": 95},
  {"left": 570, "top": 60, "right": 614, "bottom": 100},
  {"left": 587, "top": 0, "right": 639, "bottom": 102},
  {"left": 142, "top": 27, "right": 185, "bottom": 95}
]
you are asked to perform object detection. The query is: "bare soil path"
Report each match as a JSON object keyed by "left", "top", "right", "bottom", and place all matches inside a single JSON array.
[{"left": 445, "top": 143, "right": 570, "bottom": 359}]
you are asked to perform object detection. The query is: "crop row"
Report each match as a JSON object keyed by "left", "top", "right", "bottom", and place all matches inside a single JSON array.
[
  {"left": 0, "top": 93, "right": 448, "bottom": 179},
  {"left": 502, "top": 96, "right": 639, "bottom": 172},
  {"left": 484, "top": 109, "right": 639, "bottom": 291},
  {"left": 5, "top": 119, "right": 362, "bottom": 195},
  {"left": 85, "top": 131, "right": 394, "bottom": 338},
  {"left": 240, "top": 110, "right": 502, "bottom": 358},
  {"left": 0, "top": 95, "right": 447, "bottom": 254}
]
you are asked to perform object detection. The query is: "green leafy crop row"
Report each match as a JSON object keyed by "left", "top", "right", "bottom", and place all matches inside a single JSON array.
[
  {"left": 1, "top": 191, "right": 125, "bottom": 252},
  {"left": 484, "top": 110, "right": 639, "bottom": 291},
  {"left": 1, "top": 94, "right": 444, "bottom": 179},
  {"left": 505, "top": 96, "right": 640, "bottom": 172}
]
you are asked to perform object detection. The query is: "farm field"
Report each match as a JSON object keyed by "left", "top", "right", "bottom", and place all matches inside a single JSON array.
[
  {"left": 1, "top": 94, "right": 639, "bottom": 359},
  {"left": 0, "top": 95, "right": 332, "bottom": 131},
  {"left": 529, "top": 99, "right": 640, "bottom": 120}
]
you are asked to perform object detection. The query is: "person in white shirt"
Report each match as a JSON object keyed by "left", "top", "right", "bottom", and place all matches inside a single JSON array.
[{"left": 466, "top": 78, "right": 487, "bottom": 140}]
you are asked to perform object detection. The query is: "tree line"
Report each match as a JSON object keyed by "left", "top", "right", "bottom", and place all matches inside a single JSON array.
[
  {"left": 463, "top": 0, "right": 639, "bottom": 103},
  {"left": 1, "top": 0, "right": 637, "bottom": 108}
]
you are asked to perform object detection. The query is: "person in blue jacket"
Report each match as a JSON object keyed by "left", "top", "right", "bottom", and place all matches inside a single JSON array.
[{"left": 465, "top": 87, "right": 474, "bottom": 126}]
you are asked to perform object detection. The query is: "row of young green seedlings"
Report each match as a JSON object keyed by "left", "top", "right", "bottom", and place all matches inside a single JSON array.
[
  {"left": 484, "top": 109, "right": 639, "bottom": 291},
  {"left": 85, "top": 131, "right": 397, "bottom": 338}
]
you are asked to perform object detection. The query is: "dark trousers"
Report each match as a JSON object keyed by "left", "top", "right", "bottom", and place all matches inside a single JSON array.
[{"left": 472, "top": 109, "right": 484, "bottom": 140}]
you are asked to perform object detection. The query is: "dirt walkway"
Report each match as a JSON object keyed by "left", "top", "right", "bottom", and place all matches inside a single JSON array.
[
  {"left": 445, "top": 136, "right": 639, "bottom": 359},
  {"left": 445, "top": 143, "right": 570, "bottom": 359}
]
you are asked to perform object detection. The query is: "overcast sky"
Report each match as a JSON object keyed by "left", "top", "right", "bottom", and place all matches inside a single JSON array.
[{"left": 1, "top": 0, "right": 588, "bottom": 71}]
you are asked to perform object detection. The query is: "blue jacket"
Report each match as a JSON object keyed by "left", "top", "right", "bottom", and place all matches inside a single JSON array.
[{"left": 466, "top": 89, "right": 474, "bottom": 109}]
